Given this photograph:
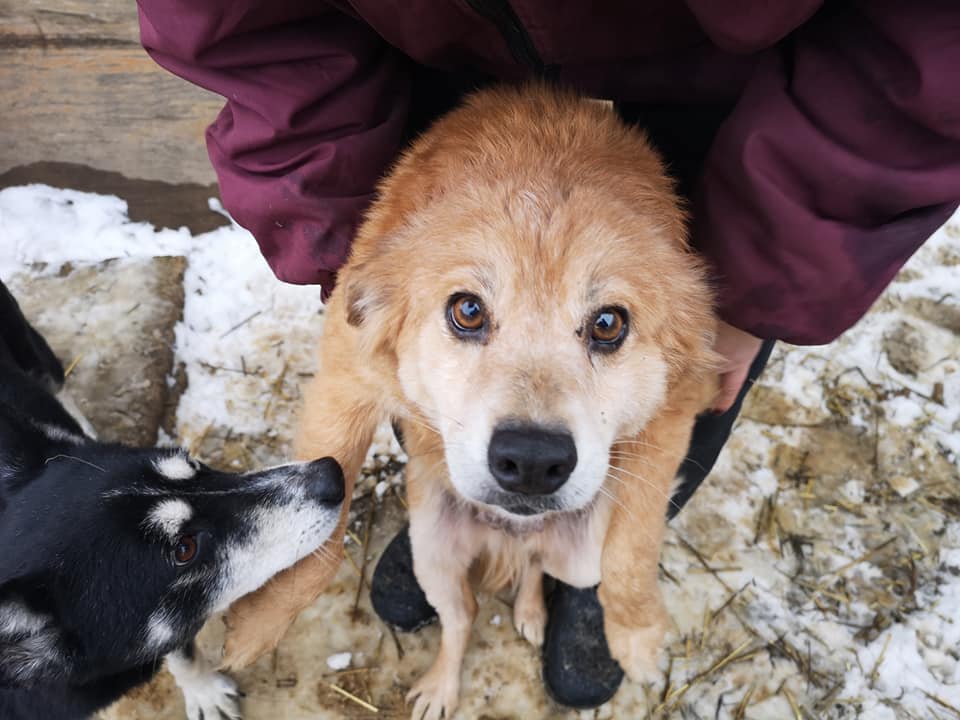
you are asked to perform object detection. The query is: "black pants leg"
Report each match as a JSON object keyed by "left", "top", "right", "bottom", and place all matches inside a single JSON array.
[{"left": 668, "top": 340, "right": 775, "bottom": 517}]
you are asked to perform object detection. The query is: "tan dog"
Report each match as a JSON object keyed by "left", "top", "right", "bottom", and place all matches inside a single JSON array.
[{"left": 221, "top": 85, "right": 718, "bottom": 717}]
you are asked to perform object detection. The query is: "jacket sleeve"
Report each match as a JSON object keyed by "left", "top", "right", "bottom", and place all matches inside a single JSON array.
[
  {"left": 691, "top": 0, "right": 960, "bottom": 345},
  {"left": 137, "top": 1, "right": 410, "bottom": 297}
]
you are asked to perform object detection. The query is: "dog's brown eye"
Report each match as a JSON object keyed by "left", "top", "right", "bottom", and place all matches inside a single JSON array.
[
  {"left": 590, "top": 307, "right": 628, "bottom": 348},
  {"left": 173, "top": 535, "right": 198, "bottom": 565},
  {"left": 448, "top": 294, "right": 486, "bottom": 334}
]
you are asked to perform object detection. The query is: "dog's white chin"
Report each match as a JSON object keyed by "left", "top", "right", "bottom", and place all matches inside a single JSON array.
[{"left": 471, "top": 502, "right": 549, "bottom": 535}]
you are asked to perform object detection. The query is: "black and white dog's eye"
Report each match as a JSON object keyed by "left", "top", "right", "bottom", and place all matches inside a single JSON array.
[{"left": 173, "top": 535, "right": 199, "bottom": 566}]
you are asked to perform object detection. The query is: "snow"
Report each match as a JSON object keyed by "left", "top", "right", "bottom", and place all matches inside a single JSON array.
[
  {"left": 2, "top": 183, "right": 959, "bottom": 719},
  {"left": 325, "top": 652, "right": 352, "bottom": 671}
]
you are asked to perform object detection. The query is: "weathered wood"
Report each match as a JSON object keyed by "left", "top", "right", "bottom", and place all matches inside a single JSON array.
[
  {"left": 0, "top": 0, "right": 222, "bottom": 185},
  {"left": 1, "top": 46, "right": 222, "bottom": 184},
  {"left": 0, "top": 0, "right": 140, "bottom": 47}
]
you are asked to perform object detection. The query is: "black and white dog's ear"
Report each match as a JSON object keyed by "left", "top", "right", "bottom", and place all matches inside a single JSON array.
[
  {"left": 0, "top": 417, "right": 44, "bottom": 486},
  {"left": 0, "top": 593, "right": 72, "bottom": 686},
  {"left": 0, "top": 280, "right": 65, "bottom": 393}
]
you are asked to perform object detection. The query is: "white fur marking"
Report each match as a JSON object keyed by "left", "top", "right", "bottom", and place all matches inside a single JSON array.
[
  {"left": 145, "top": 612, "right": 175, "bottom": 650},
  {"left": 0, "top": 601, "right": 49, "bottom": 636},
  {"left": 55, "top": 389, "right": 98, "bottom": 439},
  {"left": 39, "top": 423, "right": 84, "bottom": 445},
  {"left": 145, "top": 499, "right": 193, "bottom": 538},
  {"left": 0, "top": 601, "right": 62, "bottom": 681},
  {"left": 154, "top": 454, "right": 197, "bottom": 481}
]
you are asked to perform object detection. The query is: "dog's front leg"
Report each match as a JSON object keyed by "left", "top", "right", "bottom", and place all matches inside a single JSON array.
[
  {"left": 167, "top": 641, "right": 242, "bottom": 720},
  {"left": 222, "top": 343, "right": 383, "bottom": 669},
  {"left": 513, "top": 557, "right": 546, "bottom": 647},
  {"left": 406, "top": 531, "right": 476, "bottom": 720},
  {"left": 598, "top": 378, "right": 707, "bottom": 683},
  {"left": 402, "top": 422, "right": 477, "bottom": 720}
]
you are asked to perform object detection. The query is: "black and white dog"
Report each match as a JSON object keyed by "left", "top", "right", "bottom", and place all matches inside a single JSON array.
[{"left": 0, "top": 279, "right": 345, "bottom": 720}]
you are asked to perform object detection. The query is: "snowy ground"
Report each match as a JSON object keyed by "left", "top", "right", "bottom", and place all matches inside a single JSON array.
[{"left": 1, "top": 184, "right": 958, "bottom": 719}]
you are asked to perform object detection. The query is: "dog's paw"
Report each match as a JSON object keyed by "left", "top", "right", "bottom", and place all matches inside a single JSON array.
[
  {"left": 513, "top": 595, "right": 546, "bottom": 647},
  {"left": 406, "top": 664, "right": 460, "bottom": 720},
  {"left": 604, "top": 620, "right": 664, "bottom": 684},
  {"left": 180, "top": 670, "right": 242, "bottom": 720}
]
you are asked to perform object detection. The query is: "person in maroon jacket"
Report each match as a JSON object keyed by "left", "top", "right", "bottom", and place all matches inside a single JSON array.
[{"left": 139, "top": 0, "right": 960, "bottom": 708}]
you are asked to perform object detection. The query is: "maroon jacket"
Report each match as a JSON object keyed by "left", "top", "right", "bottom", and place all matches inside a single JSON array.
[{"left": 137, "top": 0, "right": 960, "bottom": 344}]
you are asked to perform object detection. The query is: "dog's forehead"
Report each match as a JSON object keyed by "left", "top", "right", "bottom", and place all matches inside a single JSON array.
[
  {"left": 93, "top": 449, "right": 208, "bottom": 502},
  {"left": 421, "top": 193, "right": 668, "bottom": 294}
]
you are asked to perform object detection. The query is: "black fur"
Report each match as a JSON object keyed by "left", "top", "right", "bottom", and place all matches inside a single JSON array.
[{"left": 0, "top": 279, "right": 344, "bottom": 719}]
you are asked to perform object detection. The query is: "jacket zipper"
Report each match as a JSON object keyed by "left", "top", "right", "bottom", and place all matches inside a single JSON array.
[{"left": 465, "top": 0, "right": 545, "bottom": 74}]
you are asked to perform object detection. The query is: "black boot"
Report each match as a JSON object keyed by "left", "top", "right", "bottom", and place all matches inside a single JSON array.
[
  {"left": 370, "top": 525, "right": 438, "bottom": 631},
  {"left": 370, "top": 422, "right": 440, "bottom": 630},
  {"left": 542, "top": 581, "right": 624, "bottom": 708}
]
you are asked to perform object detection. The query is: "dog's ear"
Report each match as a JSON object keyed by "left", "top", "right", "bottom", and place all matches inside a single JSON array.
[
  {"left": 0, "top": 280, "right": 65, "bottom": 393},
  {"left": 0, "top": 417, "right": 45, "bottom": 487},
  {"left": 0, "top": 591, "right": 73, "bottom": 686},
  {"left": 343, "top": 265, "right": 383, "bottom": 329},
  {"left": 339, "top": 255, "right": 405, "bottom": 357}
]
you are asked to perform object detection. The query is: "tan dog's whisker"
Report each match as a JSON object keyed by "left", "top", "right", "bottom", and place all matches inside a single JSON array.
[
  {"left": 678, "top": 455, "right": 709, "bottom": 474},
  {"left": 607, "top": 451, "right": 657, "bottom": 468},
  {"left": 610, "top": 438, "right": 668, "bottom": 454},
  {"left": 597, "top": 484, "right": 634, "bottom": 519},
  {"left": 606, "top": 464, "right": 680, "bottom": 511},
  {"left": 400, "top": 412, "right": 440, "bottom": 436},
  {"left": 402, "top": 447, "right": 446, "bottom": 461}
]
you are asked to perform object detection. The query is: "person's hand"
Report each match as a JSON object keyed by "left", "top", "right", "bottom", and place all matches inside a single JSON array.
[{"left": 712, "top": 320, "right": 763, "bottom": 413}]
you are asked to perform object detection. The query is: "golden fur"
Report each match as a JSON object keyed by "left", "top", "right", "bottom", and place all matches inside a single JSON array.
[{"left": 221, "top": 84, "right": 718, "bottom": 717}]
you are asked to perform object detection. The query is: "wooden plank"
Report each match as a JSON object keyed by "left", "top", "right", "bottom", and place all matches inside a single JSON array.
[
  {"left": 1, "top": 46, "right": 222, "bottom": 184},
  {"left": 0, "top": 0, "right": 140, "bottom": 46}
]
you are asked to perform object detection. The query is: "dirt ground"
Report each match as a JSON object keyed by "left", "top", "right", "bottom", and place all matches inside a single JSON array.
[{"left": 4, "top": 187, "right": 959, "bottom": 720}]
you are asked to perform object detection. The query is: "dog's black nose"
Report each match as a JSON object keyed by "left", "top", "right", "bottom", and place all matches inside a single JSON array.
[
  {"left": 488, "top": 425, "right": 577, "bottom": 496},
  {"left": 304, "top": 457, "right": 346, "bottom": 505}
]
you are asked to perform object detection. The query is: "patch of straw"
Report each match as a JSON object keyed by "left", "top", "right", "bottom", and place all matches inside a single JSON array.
[
  {"left": 326, "top": 682, "right": 380, "bottom": 713},
  {"left": 64, "top": 353, "right": 83, "bottom": 378}
]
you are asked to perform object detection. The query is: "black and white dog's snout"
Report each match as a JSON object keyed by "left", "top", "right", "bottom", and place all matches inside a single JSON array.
[
  {"left": 488, "top": 424, "right": 577, "bottom": 496},
  {"left": 253, "top": 457, "right": 346, "bottom": 506},
  {"left": 299, "top": 457, "right": 346, "bottom": 505}
]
